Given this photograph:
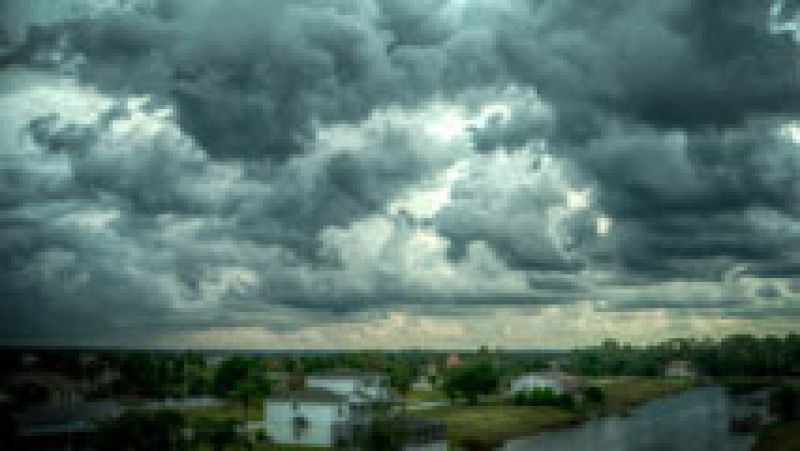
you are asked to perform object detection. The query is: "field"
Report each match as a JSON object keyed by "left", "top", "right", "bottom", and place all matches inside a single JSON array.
[{"left": 413, "top": 404, "right": 582, "bottom": 445}]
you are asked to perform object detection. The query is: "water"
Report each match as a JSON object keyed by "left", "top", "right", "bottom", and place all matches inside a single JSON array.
[{"left": 503, "top": 386, "right": 757, "bottom": 451}]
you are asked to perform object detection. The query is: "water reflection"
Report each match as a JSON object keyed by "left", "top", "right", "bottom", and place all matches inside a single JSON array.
[{"left": 503, "top": 386, "right": 756, "bottom": 451}]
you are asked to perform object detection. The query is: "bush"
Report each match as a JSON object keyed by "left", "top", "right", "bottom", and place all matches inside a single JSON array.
[
  {"left": 512, "top": 388, "right": 574, "bottom": 408},
  {"left": 442, "top": 361, "right": 500, "bottom": 404},
  {"left": 583, "top": 386, "right": 605, "bottom": 403}
]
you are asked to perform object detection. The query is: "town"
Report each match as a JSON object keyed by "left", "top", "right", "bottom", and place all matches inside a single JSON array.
[{"left": 1, "top": 334, "right": 799, "bottom": 450}]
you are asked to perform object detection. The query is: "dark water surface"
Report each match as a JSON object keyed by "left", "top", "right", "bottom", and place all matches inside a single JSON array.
[{"left": 503, "top": 386, "right": 757, "bottom": 451}]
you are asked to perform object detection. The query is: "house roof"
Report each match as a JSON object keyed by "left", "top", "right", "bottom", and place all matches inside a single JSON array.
[
  {"left": 306, "top": 370, "right": 386, "bottom": 380},
  {"left": 267, "top": 389, "right": 347, "bottom": 403},
  {"left": 515, "top": 371, "right": 584, "bottom": 389}
]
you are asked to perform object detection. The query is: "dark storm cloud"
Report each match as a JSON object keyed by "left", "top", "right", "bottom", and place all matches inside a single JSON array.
[
  {"left": 1, "top": 0, "right": 800, "bottom": 344},
  {"left": 4, "top": 0, "right": 418, "bottom": 161}
]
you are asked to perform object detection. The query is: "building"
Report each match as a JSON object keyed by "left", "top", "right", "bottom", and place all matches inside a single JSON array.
[
  {"left": 411, "top": 363, "right": 439, "bottom": 392},
  {"left": 264, "top": 389, "right": 365, "bottom": 447},
  {"left": 510, "top": 371, "right": 583, "bottom": 397},
  {"left": 663, "top": 360, "right": 696, "bottom": 378},
  {"left": 445, "top": 352, "right": 463, "bottom": 369},
  {"left": 264, "top": 371, "right": 387, "bottom": 447},
  {"left": 305, "top": 371, "right": 390, "bottom": 402},
  {"left": 264, "top": 369, "right": 449, "bottom": 449}
]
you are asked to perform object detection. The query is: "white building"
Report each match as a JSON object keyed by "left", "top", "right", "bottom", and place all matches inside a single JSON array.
[
  {"left": 663, "top": 360, "right": 696, "bottom": 377},
  {"left": 411, "top": 363, "right": 439, "bottom": 392},
  {"left": 265, "top": 371, "right": 388, "bottom": 447},
  {"left": 510, "top": 371, "right": 583, "bottom": 397},
  {"left": 305, "top": 371, "right": 390, "bottom": 402},
  {"left": 264, "top": 389, "right": 367, "bottom": 447}
]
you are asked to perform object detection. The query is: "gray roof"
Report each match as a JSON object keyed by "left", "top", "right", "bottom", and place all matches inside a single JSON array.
[
  {"left": 306, "top": 370, "right": 386, "bottom": 380},
  {"left": 267, "top": 389, "right": 347, "bottom": 403}
]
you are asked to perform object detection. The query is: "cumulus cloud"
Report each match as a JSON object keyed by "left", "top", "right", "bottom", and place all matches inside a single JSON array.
[{"left": 1, "top": 0, "right": 799, "bottom": 346}]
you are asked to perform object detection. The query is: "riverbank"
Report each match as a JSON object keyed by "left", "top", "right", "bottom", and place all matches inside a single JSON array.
[
  {"left": 411, "top": 377, "right": 697, "bottom": 447},
  {"left": 597, "top": 376, "right": 698, "bottom": 411}
]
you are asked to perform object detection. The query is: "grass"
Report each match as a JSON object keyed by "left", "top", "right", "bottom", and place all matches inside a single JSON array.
[
  {"left": 413, "top": 404, "right": 583, "bottom": 445},
  {"left": 597, "top": 376, "right": 698, "bottom": 410},
  {"left": 178, "top": 401, "right": 263, "bottom": 425},
  {"left": 752, "top": 422, "right": 800, "bottom": 451},
  {"left": 196, "top": 445, "right": 328, "bottom": 450},
  {"left": 412, "top": 376, "right": 698, "bottom": 446},
  {"left": 404, "top": 389, "right": 449, "bottom": 403}
]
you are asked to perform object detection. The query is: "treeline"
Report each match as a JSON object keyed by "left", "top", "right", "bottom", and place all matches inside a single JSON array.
[
  {"left": 2, "top": 333, "right": 799, "bottom": 401},
  {"left": 567, "top": 334, "right": 800, "bottom": 377}
]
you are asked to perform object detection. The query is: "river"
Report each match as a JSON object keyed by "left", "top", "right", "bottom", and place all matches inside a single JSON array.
[{"left": 502, "top": 386, "right": 757, "bottom": 451}]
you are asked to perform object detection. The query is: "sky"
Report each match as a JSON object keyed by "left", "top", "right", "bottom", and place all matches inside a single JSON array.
[{"left": 0, "top": 0, "right": 799, "bottom": 349}]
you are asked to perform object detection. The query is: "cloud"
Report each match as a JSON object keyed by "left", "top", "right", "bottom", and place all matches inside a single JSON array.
[{"left": 1, "top": 0, "right": 799, "bottom": 346}]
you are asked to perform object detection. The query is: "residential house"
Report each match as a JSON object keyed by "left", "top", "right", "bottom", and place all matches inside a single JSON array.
[
  {"left": 305, "top": 370, "right": 390, "bottom": 402},
  {"left": 411, "top": 363, "right": 439, "bottom": 392},
  {"left": 263, "top": 389, "right": 365, "bottom": 448},
  {"left": 663, "top": 360, "right": 696, "bottom": 378},
  {"left": 264, "top": 371, "right": 386, "bottom": 447},
  {"left": 264, "top": 371, "right": 444, "bottom": 448},
  {"left": 510, "top": 371, "right": 583, "bottom": 398}
]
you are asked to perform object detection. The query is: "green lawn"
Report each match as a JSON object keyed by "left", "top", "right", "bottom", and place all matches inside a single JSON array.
[
  {"left": 596, "top": 376, "right": 697, "bottom": 410},
  {"left": 413, "top": 404, "right": 582, "bottom": 445},
  {"left": 404, "top": 389, "right": 448, "bottom": 403},
  {"left": 178, "top": 401, "right": 263, "bottom": 424},
  {"left": 196, "top": 445, "right": 328, "bottom": 450}
]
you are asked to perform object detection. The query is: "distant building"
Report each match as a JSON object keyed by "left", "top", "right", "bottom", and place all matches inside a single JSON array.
[
  {"left": 411, "top": 363, "right": 439, "bottom": 392},
  {"left": 663, "top": 360, "right": 696, "bottom": 378},
  {"left": 510, "top": 371, "right": 583, "bottom": 398},
  {"left": 445, "top": 353, "right": 463, "bottom": 369}
]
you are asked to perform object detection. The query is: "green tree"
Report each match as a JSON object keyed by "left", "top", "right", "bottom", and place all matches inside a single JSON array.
[
  {"left": 213, "top": 357, "right": 271, "bottom": 425},
  {"left": 193, "top": 417, "right": 238, "bottom": 451},
  {"left": 389, "top": 364, "right": 414, "bottom": 399},
  {"left": 229, "top": 376, "right": 270, "bottom": 424},
  {"left": 443, "top": 361, "right": 499, "bottom": 405}
]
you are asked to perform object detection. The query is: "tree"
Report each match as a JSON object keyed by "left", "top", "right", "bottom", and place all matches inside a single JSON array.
[
  {"left": 389, "top": 364, "right": 414, "bottom": 400},
  {"left": 442, "top": 361, "right": 499, "bottom": 405},
  {"left": 213, "top": 357, "right": 271, "bottom": 425},
  {"left": 193, "top": 417, "right": 238, "bottom": 451},
  {"left": 229, "top": 377, "right": 270, "bottom": 424}
]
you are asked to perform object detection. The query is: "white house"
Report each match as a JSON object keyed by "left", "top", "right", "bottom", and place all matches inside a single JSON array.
[
  {"left": 264, "top": 389, "right": 368, "bottom": 447},
  {"left": 411, "top": 363, "right": 439, "bottom": 392},
  {"left": 265, "top": 371, "right": 388, "bottom": 447},
  {"left": 305, "top": 371, "right": 390, "bottom": 402},
  {"left": 510, "top": 371, "right": 583, "bottom": 397},
  {"left": 663, "top": 360, "right": 696, "bottom": 377}
]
